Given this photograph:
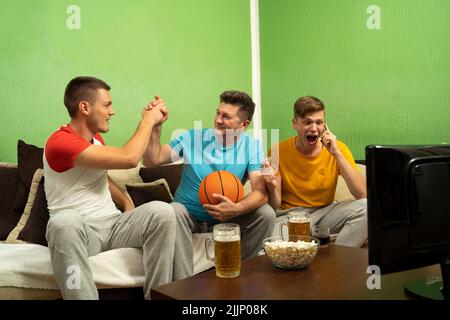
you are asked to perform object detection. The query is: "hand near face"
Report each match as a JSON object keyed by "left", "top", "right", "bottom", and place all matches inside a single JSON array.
[
  {"left": 203, "top": 194, "right": 239, "bottom": 222},
  {"left": 321, "top": 124, "right": 339, "bottom": 156}
]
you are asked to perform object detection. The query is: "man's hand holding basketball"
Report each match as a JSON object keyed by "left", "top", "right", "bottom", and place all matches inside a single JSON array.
[{"left": 203, "top": 194, "right": 239, "bottom": 222}]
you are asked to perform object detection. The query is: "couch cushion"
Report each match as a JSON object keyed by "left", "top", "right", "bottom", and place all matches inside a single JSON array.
[
  {"left": 13, "top": 140, "right": 44, "bottom": 215},
  {"left": 108, "top": 165, "right": 144, "bottom": 208},
  {"left": 125, "top": 179, "right": 177, "bottom": 207},
  {"left": 0, "top": 167, "right": 21, "bottom": 240},
  {"left": 126, "top": 179, "right": 174, "bottom": 207},
  {"left": 17, "top": 176, "right": 49, "bottom": 246},
  {"left": 139, "top": 164, "right": 183, "bottom": 196},
  {"left": 334, "top": 164, "right": 366, "bottom": 202},
  {"left": 0, "top": 234, "right": 214, "bottom": 292},
  {"left": 6, "top": 169, "right": 49, "bottom": 246},
  {"left": 108, "top": 165, "right": 143, "bottom": 194}
]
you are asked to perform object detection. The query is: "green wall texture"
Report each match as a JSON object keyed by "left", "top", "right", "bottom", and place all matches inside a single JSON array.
[
  {"left": 1, "top": 1, "right": 450, "bottom": 162},
  {"left": 260, "top": 0, "right": 450, "bottom": 159},
  {"left": 0, "top": 0, "right": 251, "bottom": 163}
]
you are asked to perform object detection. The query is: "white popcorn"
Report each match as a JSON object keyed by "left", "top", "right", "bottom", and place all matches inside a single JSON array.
[{"left": 264, "top": 239, "right": 318, "bottom": 269}]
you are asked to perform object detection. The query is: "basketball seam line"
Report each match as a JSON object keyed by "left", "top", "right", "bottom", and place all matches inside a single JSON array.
[
  {"left": 233, "top": 174, "right": 240, "bottom": 203},
  {"left": 204, "top": 174, "right": 211, "bottom": 204},
  {"left": 218, "top": 171, "right": 225, "bottom": 196}
]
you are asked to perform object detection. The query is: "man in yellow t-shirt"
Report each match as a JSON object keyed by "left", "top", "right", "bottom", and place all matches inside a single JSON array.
[{"left": 263, "top": 96, "right": 367, "bottom": 247}]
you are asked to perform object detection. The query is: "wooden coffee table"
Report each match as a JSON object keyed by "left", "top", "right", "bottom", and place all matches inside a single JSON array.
[{"left": 151, "top": 245, "right": 440, "bottom": 300}]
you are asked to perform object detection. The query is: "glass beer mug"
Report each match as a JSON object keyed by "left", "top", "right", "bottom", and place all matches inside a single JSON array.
[
  {"left": 205, "top": 223, "right": 241, "bottom": 278},
  {"left": 280, "top": 211, "right": 311, "bottom": 241}
]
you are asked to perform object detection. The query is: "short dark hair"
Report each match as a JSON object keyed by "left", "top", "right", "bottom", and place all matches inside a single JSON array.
[
  {"left": 64, "top": 76, "right": 110, "bottom": 117},
  {"left": 220, "top": 90, "right": 255, "bottom": 121},
  {"left": 293, "top": 96, "right": 325, "bottom": 119}
]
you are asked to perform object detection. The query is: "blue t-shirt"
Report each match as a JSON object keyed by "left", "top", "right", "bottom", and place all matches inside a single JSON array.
[{"left": 169, "top": 128, "right": 263, "bottom": 222}]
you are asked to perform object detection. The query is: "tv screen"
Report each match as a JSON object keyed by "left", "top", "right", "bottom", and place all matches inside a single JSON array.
[{"left": 366, "top": 145, "right": 450, "bottom": 300}]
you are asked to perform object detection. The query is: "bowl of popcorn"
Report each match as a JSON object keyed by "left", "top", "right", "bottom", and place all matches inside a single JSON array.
[{"left": 262, "top": 235, "right": 319, "bottom": 270}]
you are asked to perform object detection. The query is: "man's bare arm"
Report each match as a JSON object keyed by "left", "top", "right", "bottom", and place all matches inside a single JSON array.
[
  {"left": 142, "top": 125, "right": 175, "bottom": 166},
  {"left": 76, "top": 100, "right": 165, "bottom": 170},
  {"left": 108, "top": 177, "right": 134, "bottom": 212}
]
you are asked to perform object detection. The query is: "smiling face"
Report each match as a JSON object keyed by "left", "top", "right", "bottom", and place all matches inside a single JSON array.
[
  {"left": 292, "top": 110, "right": 325, "bottom": 147},
  {"left": 214, "top": 103, "right": 250, "bottom": 138},
  {"left": 85, "top": 88, "right": 114, "bottom": 133}
]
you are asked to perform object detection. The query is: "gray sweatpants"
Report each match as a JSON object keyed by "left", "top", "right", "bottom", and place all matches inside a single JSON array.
[
  {"left": 171, "top": 202, "right": 276, "bottom": 260},
  {"left": 46, "top": 201, "right": 193, "bottom": 300},
  {"left": 276, "top": 198, "right": 368, "bottom": 247}
]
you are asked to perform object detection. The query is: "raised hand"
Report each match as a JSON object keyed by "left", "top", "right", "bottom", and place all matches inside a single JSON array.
[
  {"left": 145, "top": 96, "right": 169, "bottom": 126},
  {"left": 142, "top": 97, "right": 167, "bottom": 125},
  {"left": 261, "top": 159, "right": 277, "bottom": 190},
  {"left": 321, "top": 124, "right": 339, "bottom": 156},
  {"left": 159, "top": 105, "right": 169, "bottom": 126}
]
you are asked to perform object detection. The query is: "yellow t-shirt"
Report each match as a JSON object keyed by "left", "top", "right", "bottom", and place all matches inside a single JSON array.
[{"left": 271, "top": 137, "right": 358, "bottom": 209}]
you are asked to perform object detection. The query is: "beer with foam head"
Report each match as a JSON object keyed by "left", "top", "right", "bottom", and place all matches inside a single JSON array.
[
  {"left": 288, "top": 215, "right": 310, "bottom": 241},
  {"left": 205, "top": 223, "right": 241, "bottom": 278},
  {"left": 214, "top": 233, "right": 241, "bottom": 278},
  {"left": 280, "top": 212, "right": 311, "bottom": 241}
]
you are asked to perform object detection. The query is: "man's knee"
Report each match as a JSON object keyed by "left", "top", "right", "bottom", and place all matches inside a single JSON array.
[
  {"left": 46, "top": 211, "right": 85, "bottom": 242},
  {"left": 47, "top": 211, "right": 84, "bottom": 234},
  {"left": 254, "top": 204, "right": 276, "bottom": 226},
  {"left": 352, "top": 198, "right": 367, "bottom": 217},
  {"left": 138, "top": 201, "right": 176, "bottom": 226},
  {"left": 339, "top": 198, "right": 367, "bottom": 215},
  {"left": 354, "top": 197, "right": 367, "bottom": 207}
]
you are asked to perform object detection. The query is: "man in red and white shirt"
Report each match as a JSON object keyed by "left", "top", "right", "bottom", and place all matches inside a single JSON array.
[{"left": 44, "top": 76, "right": 193, "bottom": 299}]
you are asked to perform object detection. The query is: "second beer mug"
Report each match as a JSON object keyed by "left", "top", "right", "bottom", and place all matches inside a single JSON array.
[
  {"left": 280, "top": 212, "right": 311, "bottom": 241},
  {"left": 205, "top": 223, "right": 241, "bottom": 278}
]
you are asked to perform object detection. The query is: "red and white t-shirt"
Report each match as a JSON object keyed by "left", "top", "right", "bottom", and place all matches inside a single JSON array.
[{"left": 43, "top": 124, "right": 120, "bottom": 218}]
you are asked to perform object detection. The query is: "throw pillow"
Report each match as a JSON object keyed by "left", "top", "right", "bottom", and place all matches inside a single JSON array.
[
  {"left": 108, "top": 163, "right": 143, "bottom": 202},
  {"left": 125, "top": 179, "right": 174, "bottom": 207},
  {"left": 139, "top": 164, "right": 183, "bottom": 196},
  {"left": 108, "top": 163, "right": 143, "bottom": 192},
  {"left": 0, "top": 166, "right": 21, "bottom": 239},
  {"left": 6, "top": 169, "right": 44, "bottom": 244},
  {"left": 17, "top": 175, "right": 50, "bottom": 246},
  {"left": 13, "top": 140, "right": 44, "bottom": 215}
]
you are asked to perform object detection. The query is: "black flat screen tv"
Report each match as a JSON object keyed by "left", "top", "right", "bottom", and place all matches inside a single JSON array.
[{"left": 366, "top": 145, "right": 450, "bottom": 300}]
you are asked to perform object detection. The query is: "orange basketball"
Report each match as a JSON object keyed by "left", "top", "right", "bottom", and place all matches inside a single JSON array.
[{"left": 198, "top": 170, "right": 244, "bottom": 205}]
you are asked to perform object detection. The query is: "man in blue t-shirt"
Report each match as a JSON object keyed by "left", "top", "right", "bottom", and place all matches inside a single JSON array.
[{"left": 143, "top": 91, "right": 275, "bottom": 260}]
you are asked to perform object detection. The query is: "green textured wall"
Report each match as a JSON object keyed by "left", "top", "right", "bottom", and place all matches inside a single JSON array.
[
  {"left": 2, "top": 1, "right": 450, "bottom": 163},
  {"left": 260, "top": 0, "right": 450, "bottom": 160},
  {"left": 0, "top": 0, "right": 251, "bottom": 163}
]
